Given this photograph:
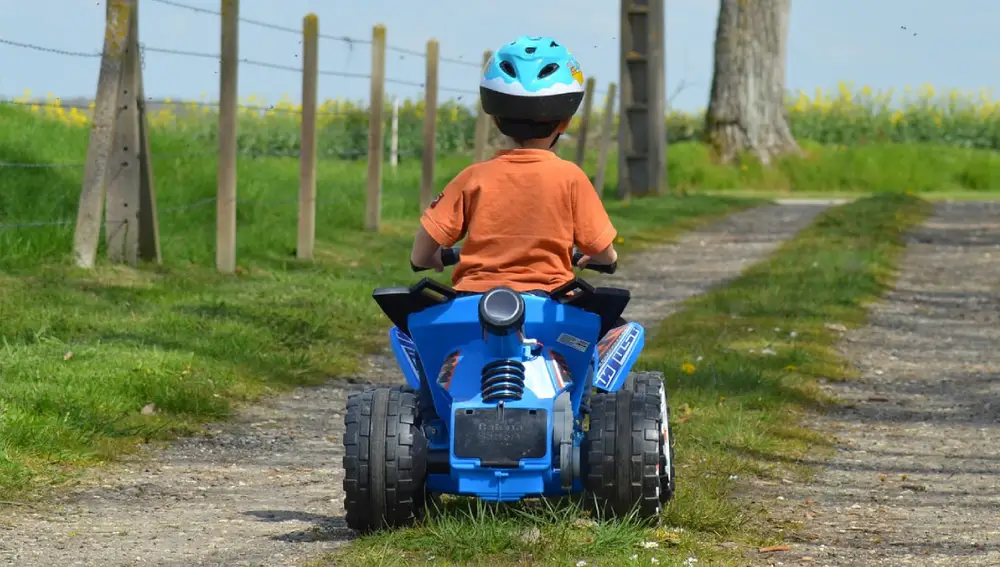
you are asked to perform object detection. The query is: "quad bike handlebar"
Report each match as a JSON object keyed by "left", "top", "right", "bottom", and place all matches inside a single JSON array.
[{"left": 411, "top": 247, "right": 617, "bottom": 275}]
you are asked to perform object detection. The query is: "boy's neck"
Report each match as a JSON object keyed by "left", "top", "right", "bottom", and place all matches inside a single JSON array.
[{"left": 514, "top": 139, "right": 556, "bottom": 150}]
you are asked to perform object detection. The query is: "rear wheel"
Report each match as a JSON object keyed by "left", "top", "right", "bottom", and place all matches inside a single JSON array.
[
  {"left": 583, "top": 371, "right": 669, "bottom": 522},
  {"left": 342, "top": 386, "right": 429, "bottom": 532}
]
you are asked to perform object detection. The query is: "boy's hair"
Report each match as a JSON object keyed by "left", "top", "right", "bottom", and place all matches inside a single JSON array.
[{"left": 495, "top": 117, "right": 561, "bottom": 144}]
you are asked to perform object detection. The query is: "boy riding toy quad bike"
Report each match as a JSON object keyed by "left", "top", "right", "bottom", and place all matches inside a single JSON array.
[
  {"left": 342, "top": 249, "right": 675, "bottom": 531},
  {"left": 341, "top": 36, "right": 674, "bottom": 531}
]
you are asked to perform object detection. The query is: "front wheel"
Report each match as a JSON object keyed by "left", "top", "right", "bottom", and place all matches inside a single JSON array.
[
  {"left": 342, "top": 386, "right": 429, "bottom": 532},
  {"left": 582, "top": 371, "right": 674, "bottom": 521}
]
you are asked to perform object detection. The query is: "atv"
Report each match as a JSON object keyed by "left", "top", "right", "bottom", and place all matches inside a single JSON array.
[{"left": 342, "top": 247, "right": 674, "bottom": 531}]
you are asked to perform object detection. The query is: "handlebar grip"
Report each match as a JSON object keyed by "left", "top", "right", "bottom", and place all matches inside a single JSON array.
[
  {"left": 572, "top": 252, "right": 618, "bottom": 275},
  {"left": 411, "top": 247, "right": 461, "bottom": 272}
]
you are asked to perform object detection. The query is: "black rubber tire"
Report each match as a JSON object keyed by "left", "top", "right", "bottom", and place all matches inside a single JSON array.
[
  {"left": 629, "top": 371, "right": 675, "bottom": 503},
  {"left": 342, "top": 385, "right": 428, "bottom": 532},
  {"left": 583, "top": 371, "right": 668, "bottom": 522}
]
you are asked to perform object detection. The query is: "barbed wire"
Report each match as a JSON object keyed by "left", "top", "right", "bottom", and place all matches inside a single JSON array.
[
  {"left": 2, "top": 38, "right": 477, "bottom": 95},
  {"left": 149, "top": 0, "right": 369, "bottom": 47},
  {"left": 0, "top": 145, "right": 434, "bottom": 170},
  {"left": 148, "top": 0, "right": 480, "bottom": 69}
]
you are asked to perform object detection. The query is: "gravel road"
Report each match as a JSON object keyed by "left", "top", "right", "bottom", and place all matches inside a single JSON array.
[
  {"left": 0, "top": 202, "right": 829, "bottom": 567},
  {"left": 752, "top": 201, "right": 1000, "bottom": 566}
]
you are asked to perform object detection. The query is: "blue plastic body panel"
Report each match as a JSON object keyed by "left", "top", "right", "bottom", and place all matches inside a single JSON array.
[{"left": 384, "top": 291, "right": 645, "bottom": 501}]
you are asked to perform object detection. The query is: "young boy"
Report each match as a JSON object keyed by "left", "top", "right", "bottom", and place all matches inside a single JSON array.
[{"left": 410, "top": 35, "right": 618, "bottom": 294}]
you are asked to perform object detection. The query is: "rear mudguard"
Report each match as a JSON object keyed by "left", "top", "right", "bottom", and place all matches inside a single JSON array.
[
  {"left": 591, "top": 321, "right": 644, "bottom": 392},
  {"left": 389, "top": 326, "right": 424, "bottom": 390}
]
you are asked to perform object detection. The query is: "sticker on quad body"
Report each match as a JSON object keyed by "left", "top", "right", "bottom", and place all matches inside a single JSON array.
[
  {"left": 593, "top": 322, "right": 644, "bottom": 391},
  {"left": 389, "top": 327, "right": 424, "bottom": 391}
]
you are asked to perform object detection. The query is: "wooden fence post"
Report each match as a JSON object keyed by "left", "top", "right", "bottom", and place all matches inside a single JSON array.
[
  {"left": 217, "top": 0, "right": 239, "bottom": 273},
  {"left": 419, "top": 39, "right": 439, "bottom": 211},
  {"left": 472, "top": 50, "right": 492, "bottom": 162},
  {"left": 390, "top": 97, "right": 399, "bottom": 169},
  {"left": 297, "top": 12, "right": 319, "bottom": 260},
  {"left": 593, "top": 83, "right": 617, "bottom": 199},
  {"left": 105, "top": 0, "right": 158, "bottom": 265},
  {"left": 365, "top": 24, "right": 387, "bottom": 231},
  {"left": 73, "top": 0, "right": 131, "bottom": 268},
  {"left": 136, "top": 58, "right": 162, "bottom": 264},
  {"left": 574, "top": 76, "right": 596, "bottom": 166}
]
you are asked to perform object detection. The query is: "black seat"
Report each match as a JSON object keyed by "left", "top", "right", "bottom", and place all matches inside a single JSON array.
[{"left": 372, "top": 278, "right": 629, "bottom": 340}]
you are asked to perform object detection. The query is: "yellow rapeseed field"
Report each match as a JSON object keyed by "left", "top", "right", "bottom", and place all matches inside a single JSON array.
[{"left": 10, "top": 81, "right": 1000, "bottom": 157}]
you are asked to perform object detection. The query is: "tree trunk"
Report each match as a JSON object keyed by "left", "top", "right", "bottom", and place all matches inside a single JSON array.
[{"left": 705, "top": 0, "right": 800, "bottom": 165}]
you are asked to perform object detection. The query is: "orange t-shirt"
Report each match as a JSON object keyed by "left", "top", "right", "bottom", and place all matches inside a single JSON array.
[{"left": 420, "top": 148, "right": 617, "bottom": 293}]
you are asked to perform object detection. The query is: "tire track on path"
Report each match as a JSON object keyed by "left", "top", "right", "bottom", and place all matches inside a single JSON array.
[
  {"left": 0, "top": 202, "right": 830, "bottom": 567},
  {"left": 753, "top": 201, "right": 1000, "bottom": 566}
]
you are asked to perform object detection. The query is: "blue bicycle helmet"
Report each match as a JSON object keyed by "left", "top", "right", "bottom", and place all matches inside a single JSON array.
[{"left": 480, "top": 36, "right": 585, "bottom": 141}]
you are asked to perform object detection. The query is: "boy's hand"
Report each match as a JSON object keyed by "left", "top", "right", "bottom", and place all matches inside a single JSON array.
[
  {"left": 428, "top": 249, "right": 445, "bottom": 272},
  {"left": 575, "top": 254, "right": 592, "bottom": 268}
]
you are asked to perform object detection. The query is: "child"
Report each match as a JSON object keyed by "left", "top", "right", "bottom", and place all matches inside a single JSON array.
[{"left": 410, "top": 35, "right": 618, "bottom": 294}]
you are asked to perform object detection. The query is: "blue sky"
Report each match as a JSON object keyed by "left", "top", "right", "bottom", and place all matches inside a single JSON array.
[{"left": 2, "top": 0, "right": 998, "bottom": 112}]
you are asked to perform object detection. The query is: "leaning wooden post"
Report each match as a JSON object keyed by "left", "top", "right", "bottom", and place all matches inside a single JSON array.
[
  {"left": 472, "top": 50, "right": 492, "bottom": 162},
  {"left": 365, "top": 24, "right": 387, "bottom": 231},
  {"left": 216, "top": 0, "right": 239, "bottom": 273},
  {"left": 419, "top": 39, "right": 439, "bottom": 211},
  {"left": 574, "top": 76, "right": 596, "bottom": 166},
  {"left": 105, "top": 0, "right": 159, "bottom": 265},
  {"left": 593, "top": 83, "right": 617, "bottom": 199},
  {"left": 73, "top": 0, "right": 131, "bottom": 268},
  {"left": 297, "top": 13, "right": 319, "bottom": 260}
]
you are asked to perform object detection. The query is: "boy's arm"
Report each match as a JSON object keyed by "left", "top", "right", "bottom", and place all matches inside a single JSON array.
[
  {"left": 411, "top": 169, "right": 471, "bottom": 270},
  {"left": 410, "top": 226, "right": 444, "bottom": 271},
  {"left": 571, "top": 169, "right": 618, "bottom": 266}
]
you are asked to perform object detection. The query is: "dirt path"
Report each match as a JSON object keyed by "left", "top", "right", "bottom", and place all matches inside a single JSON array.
[
  {"left": 754, "top": 201, "right": 1000, "bottom": 566},
  {"left": 0, "top": 202, "right": 830, "bottom": 567}
]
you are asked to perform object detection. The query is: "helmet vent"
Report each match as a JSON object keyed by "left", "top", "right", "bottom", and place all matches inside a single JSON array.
[
  {"left": 499, "top": 60, "right": 517, "bottom": 78},
  {"left": 550, "top": 41, "right": 559, "bottom": 47},
  {"left": 525, "top": 46, "right": 537, "bottom": 54},
  {"left": 538, "top": 63, "right": 560, "bottom": 79}
]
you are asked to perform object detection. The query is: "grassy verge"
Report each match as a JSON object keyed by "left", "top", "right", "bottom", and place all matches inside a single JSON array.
[
  {"left": 324, "top": 193, "right": 930, "bottom": 567},
  {"left": 0, "top": 106, "right": 755, "bottom": 499},
  {"left": 573, "top": 140, "right": 1000, "bottom": 196}
]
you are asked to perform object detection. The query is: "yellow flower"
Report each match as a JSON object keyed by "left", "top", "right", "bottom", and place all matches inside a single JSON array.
[
  {"left": 783, "top": 365, "right": 797, "bottom": 372},
  {"left": 615, "top": 237, "right": 624, "bottom": 244},
  {"left": 681, "top": 363, "right": 696, "bottom": 375}
]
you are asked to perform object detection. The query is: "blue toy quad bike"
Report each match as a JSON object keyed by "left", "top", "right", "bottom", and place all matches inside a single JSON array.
[{"left": 342, "top": 248, "right": 675, "bottom": 531}]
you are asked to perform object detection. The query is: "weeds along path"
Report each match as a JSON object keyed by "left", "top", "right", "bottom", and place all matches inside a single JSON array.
[
  {"left": 755, "top": 201, "right": 1000, "bottom": 567},
  {"left": 0, "top": 202, "right": 830, "bottom": 567}
]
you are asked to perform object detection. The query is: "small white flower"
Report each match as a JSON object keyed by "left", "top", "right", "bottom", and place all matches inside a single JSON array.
[
  {"left": 761, "top": 348, "right": 777, "bottom": 355},
  {"left": 773, "top": 327, "right": 781, "bottom": 332},
  {"left": 651, "top": 558, "right": 660, "bottom": 565},
  {"left": 576, "top": 561, "right": 588, "bottom": 567},
  {"left": 682, "top": 558, "right": 699, "bottom": 566},
  {"left": 630, "top": 554, "right": 639, "bottom": 561},
  {"left": 642, "top": 541, "right": 659, "bottom": 548},
  {"left": 728, "top": 474, "right": 739, "bottom": 480},
  {"left": 696, "top": 355, "right": 704, "bottom": 362}
]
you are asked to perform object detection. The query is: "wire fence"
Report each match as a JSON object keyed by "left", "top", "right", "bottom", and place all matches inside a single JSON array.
[{"left": 2, "top": 2, "right": 617, "bottom": 265}]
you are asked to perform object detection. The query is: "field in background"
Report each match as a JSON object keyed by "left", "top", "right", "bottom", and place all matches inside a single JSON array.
[{"left": 10, "top": 81, "right": 1000, "bottom": 156}]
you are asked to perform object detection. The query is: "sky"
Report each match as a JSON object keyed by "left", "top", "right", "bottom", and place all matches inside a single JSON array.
[{"left": 2, "top": 0, "right": 999, "bottom": 112}]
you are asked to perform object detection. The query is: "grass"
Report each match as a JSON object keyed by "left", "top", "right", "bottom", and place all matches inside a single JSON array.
[
  {"left": 0, "top": 105, "right": 755, "bottom": 499},
  {"left": 575, "top": 140, "right": 1000, "bottom": 196},
  {"left": 323, "top": 193, "right": 931, "bottom": 567}
]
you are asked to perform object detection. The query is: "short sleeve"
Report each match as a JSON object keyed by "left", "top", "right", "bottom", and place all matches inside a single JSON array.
[
  {"left": 420, "top": 167, "right": 473, "bottom": 247},
  {"left": 571, "top": 167, "right": 617, "bottom": 255}
]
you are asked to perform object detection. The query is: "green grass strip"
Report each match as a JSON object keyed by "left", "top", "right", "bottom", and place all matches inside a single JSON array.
[{"left": 326, "top": 193, "right": 930, "bottom": 567}]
